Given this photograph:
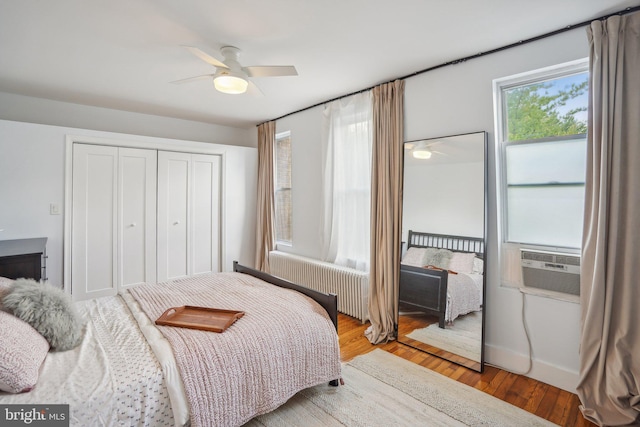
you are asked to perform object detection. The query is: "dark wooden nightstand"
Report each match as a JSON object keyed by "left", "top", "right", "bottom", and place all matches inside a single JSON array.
[{"left": 0, "top": 238, "right": 48, "bottom": 281}]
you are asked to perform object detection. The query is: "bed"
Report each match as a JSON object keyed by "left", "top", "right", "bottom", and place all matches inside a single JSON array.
[
  {"left": 399, "top": 231, "right": 484, "bottom": 328},
  {"left": 0, "top": 262, "right": 341, "bottom": 427}
]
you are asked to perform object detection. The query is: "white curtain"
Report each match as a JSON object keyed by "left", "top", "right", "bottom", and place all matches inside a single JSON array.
[{"left": 321, "top": 92, "right": 373, "bottom": 271}]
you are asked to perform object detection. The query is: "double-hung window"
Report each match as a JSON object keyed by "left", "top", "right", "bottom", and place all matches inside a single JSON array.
[
  {"left": 494, "top": 59, "right": 588, "bottom": 286},
  {"left": 274, "top": 131, "right": 292, "bottom": 245}
]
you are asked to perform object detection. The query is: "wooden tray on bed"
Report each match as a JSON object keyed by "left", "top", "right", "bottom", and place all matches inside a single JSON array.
[{"left": 155, "top": 306, "right": 245, "bottom": 333}]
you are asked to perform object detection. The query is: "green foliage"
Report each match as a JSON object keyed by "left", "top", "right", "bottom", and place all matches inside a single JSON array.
[{"left": 506, "top": 80, "right": 588, "bottom": 141}]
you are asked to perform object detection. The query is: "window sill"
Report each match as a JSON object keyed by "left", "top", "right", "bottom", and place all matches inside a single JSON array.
[{"left": 275, "top": 242, "right": 292, "bottom": 251}]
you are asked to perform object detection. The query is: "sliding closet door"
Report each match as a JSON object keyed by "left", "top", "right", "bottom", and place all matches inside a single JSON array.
[
  {"left": 192, "top": 154, "right": 221, "bottom": 275},
  {"left": 72, "top": 144, "right": 118, "bottom": 300},
  {"left": 157, "top": 152, "right": 191, "bottom": 281},
  {"left": 157, "top": 151, "right": 221, "bottom": 282},
  {"left": 119, "top": 148, "right": 157, "bottom": 288},
  {"left": 72, "top": 145, "right": 158, "bottom": 300}
]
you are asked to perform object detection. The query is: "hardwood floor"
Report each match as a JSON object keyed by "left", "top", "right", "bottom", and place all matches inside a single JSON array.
[{"left": 338, "top": 313, "right": 595, "bottom": 427}]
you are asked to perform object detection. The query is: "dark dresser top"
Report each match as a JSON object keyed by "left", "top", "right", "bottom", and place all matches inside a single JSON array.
[{"left": 0, "top": 238, "right": 48, "bottom": 257}]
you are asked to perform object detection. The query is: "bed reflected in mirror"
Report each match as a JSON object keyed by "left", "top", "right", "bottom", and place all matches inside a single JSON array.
[{"left": 398, "top": 131, "right": 487, "bottom": 372}]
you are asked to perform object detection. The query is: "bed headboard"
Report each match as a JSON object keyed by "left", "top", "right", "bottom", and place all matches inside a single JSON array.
[{"left": 406, "top": 230, "right": 484, "bottom": 258}]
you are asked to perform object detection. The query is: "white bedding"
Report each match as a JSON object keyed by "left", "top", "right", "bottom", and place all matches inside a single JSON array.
[
  {"left": 0, "top": 294, "right": 179, "bottom": 426},
  {"left": 445, "top": 272, "right": 483, "bottom": 323},
  {"left": 0, "top": 272, "right": 341, "bottom": 427}
]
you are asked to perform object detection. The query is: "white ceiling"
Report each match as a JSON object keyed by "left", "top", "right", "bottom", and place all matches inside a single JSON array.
[{"left": 0, "top": 0, "right": 637, "bottom": 129}]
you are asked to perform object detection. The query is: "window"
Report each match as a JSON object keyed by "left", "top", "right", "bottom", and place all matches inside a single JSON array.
[
  {"left": 494, "top": 59, "right": 588, "bottom": 250},
  {"left": 274, "top": 131, "right": 292, "bottom": 244}
]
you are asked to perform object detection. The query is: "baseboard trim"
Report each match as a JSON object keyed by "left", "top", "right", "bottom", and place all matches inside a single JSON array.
[{"left": 485, "top": 344, "right": 579, "bottom": 393}]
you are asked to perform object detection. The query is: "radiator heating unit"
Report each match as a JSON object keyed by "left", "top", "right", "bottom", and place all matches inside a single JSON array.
[{"left": 268, "top": 251, "right": 369, "bottom": 322}]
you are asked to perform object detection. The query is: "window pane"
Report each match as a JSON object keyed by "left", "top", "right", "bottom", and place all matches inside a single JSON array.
[
  {"left": 275, "top": 134, "right": 292, "bottom": 243},
  {"left": 505, "top": 138, "right": 586, "bottom": 248},
  {"left": 275, "top": 189, "right": 292, "bottom": 243},
  {"left": 506, "top": 138, "right": 586, "bottom": 184},
  {"left": 275, "top": 136, "right": 291, "bottom": 188},
  {"left": 507, "top": 186, "right": 584, "bottom": 248},
  {"left": 504, "top": 72, "right": 588, "bottom": 142}
]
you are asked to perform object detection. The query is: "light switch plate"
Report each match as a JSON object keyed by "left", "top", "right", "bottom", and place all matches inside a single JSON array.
[{"left": 50, "top": 203, "right": 61, "bottom": 215}]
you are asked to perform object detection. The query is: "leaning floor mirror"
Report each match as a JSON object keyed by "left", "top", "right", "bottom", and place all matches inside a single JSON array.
[{"left": 398, "top": 131, "right": 487, "bottom": 372}]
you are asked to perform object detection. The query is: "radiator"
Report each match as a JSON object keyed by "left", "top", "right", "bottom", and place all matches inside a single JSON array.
[{"left": 268, "top": 251, "right": 369, "bottom": 322}]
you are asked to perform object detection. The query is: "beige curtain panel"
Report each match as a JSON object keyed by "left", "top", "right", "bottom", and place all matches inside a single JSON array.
[
  {"left": 255, "top": 121, "right": 276, "bottom": 272},
  {"left": 365, "top": 80, "right": 404, "bottom": 345},
  {"left": 577, "top": 11, "right": 640, "bottom": 427}
]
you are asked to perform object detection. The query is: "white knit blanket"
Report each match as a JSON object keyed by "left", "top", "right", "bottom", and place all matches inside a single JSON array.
[
  {"left": 445, "top": 272, "right": 483, "bottom": 323},
  {"left": 129, "top": 272, "right": 341, "bottom": 427}
]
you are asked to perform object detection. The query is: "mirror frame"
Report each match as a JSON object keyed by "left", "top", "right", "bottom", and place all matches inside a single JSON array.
[{"left": 397, "top": 131, "right": 488, "bottom": 372}]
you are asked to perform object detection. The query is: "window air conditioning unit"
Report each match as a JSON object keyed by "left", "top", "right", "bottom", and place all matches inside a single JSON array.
[{"left": 520, "top": 249, "right": 580, "bottom": 296}]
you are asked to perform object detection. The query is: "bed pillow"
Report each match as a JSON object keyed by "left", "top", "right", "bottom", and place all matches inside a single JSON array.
[
  {"left": 473, "top": 257, "right": 484, "bottom": 274},
  {"left": 424, "top": 248, "right": 452, "bottom": 270},
  {"left": 0, "top": 310, "right": 50, "bottom": 393},
  {"left": 2, "top": 279, "right": 85, "bottom": 352},
  {"left": 448, "top": 252, "right": 476, "bottom": 274},
  {"left": 401, "top": 247, "right": 428, "bottom": 267}
]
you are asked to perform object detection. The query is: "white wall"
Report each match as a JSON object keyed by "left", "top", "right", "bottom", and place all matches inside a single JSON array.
[
  {"left": 0, "top": 119, "right": 257, "bottom": 288},
  {"left": 402, "top": 161, "right": 484, "bottom": 241},
  {"left": 0, "top": 91, "right": 257, "bottom": 149},
  {"left": 275, "top": 27, "right": 588, "bottom": 392},
  {"left": 275, "top": 106, "right": 324, "bottom": 259}
]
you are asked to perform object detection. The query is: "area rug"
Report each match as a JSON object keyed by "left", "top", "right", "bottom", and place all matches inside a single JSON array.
[
  {"left": 245, "top": 349, "right": 555, "bottom": 426},
  {"left": 406, "top": 311, "right": 482, "bottom": 363}
]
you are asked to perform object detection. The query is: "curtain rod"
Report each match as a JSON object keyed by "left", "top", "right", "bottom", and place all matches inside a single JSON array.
[{"left": 260, "top": 5, "right": 640, "bottom": 126}]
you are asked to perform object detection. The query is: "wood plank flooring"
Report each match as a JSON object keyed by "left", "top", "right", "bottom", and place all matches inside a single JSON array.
[{"left": 338, "top": 313, "right": 595, "bottom": 427}]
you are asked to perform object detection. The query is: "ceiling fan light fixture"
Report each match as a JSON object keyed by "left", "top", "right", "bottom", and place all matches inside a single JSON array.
[
  {"left": 213, "top": 73, "right": 248, "bottom": 94},
  {"left": 413, "top": 149, "right": 432, "bottom": 159}
]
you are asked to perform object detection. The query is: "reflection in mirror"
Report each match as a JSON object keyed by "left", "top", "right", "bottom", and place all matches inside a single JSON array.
[{"left": 398, "top": 131, "right": 487, "bottom": 372}]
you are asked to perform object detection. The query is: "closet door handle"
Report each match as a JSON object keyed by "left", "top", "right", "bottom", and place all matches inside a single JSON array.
[
  {"left": 129, "top": 222, "right": 137, "bottom": 228},
  {"left": 173, "top": 221, "right": 180, "bottom": 225}
]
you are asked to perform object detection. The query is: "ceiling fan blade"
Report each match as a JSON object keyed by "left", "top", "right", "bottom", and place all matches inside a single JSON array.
[
  {"left": 247, "top": 80, "right": 265, "bottom": 97},
  {"left": 432, "top": 150, "right": 448, "bottom": 156},
  {"left": 244, "top": 65, "right": 298, "bottom": 77},
  {"left": 170, "top": 74, "right": 214, "bottom": 84},
  {"left": 182, "top": 46, "right": 228, "bottom": 69}
]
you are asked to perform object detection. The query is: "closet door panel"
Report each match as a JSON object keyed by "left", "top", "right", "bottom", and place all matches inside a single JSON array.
[
  {"left": 192, "top": 154, "right": 221, "bottom": 275},
  {"left": 119, "top": 148, "right": 157, "bottom": 288},
  {"left": 72, "top": 144, "right": 118, "bottom": 300},
  {"left": 157, "top": 151, "right": 191, "bottom": 281}
]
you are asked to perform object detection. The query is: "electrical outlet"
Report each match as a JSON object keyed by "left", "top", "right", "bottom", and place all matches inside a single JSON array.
[{"left": 50, "top": 203, "right": 61, "bottom": 215}]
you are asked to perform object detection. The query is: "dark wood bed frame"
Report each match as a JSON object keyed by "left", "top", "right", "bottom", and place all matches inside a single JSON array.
[
  {"left": 399, "top": 231, "right": 484, "bottom": 329},
  {"left": 233, "top": 261, "right": 338, "bottom": 330},
  {"left": 234, "top": 262, "right": 341, "bottom": 386}
]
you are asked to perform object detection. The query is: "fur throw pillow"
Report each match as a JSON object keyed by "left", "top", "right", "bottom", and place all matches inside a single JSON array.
[{"left": 2, "top": 279, "right": 84, "bottom": 352}]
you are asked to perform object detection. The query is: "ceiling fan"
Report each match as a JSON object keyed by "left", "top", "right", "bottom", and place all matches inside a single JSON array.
[
  {"left": 172, "top": 46, "right": 298, "bottom": 95},
  {"left": 405, "top": 140, "right": 447, "bottom": 159}
]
